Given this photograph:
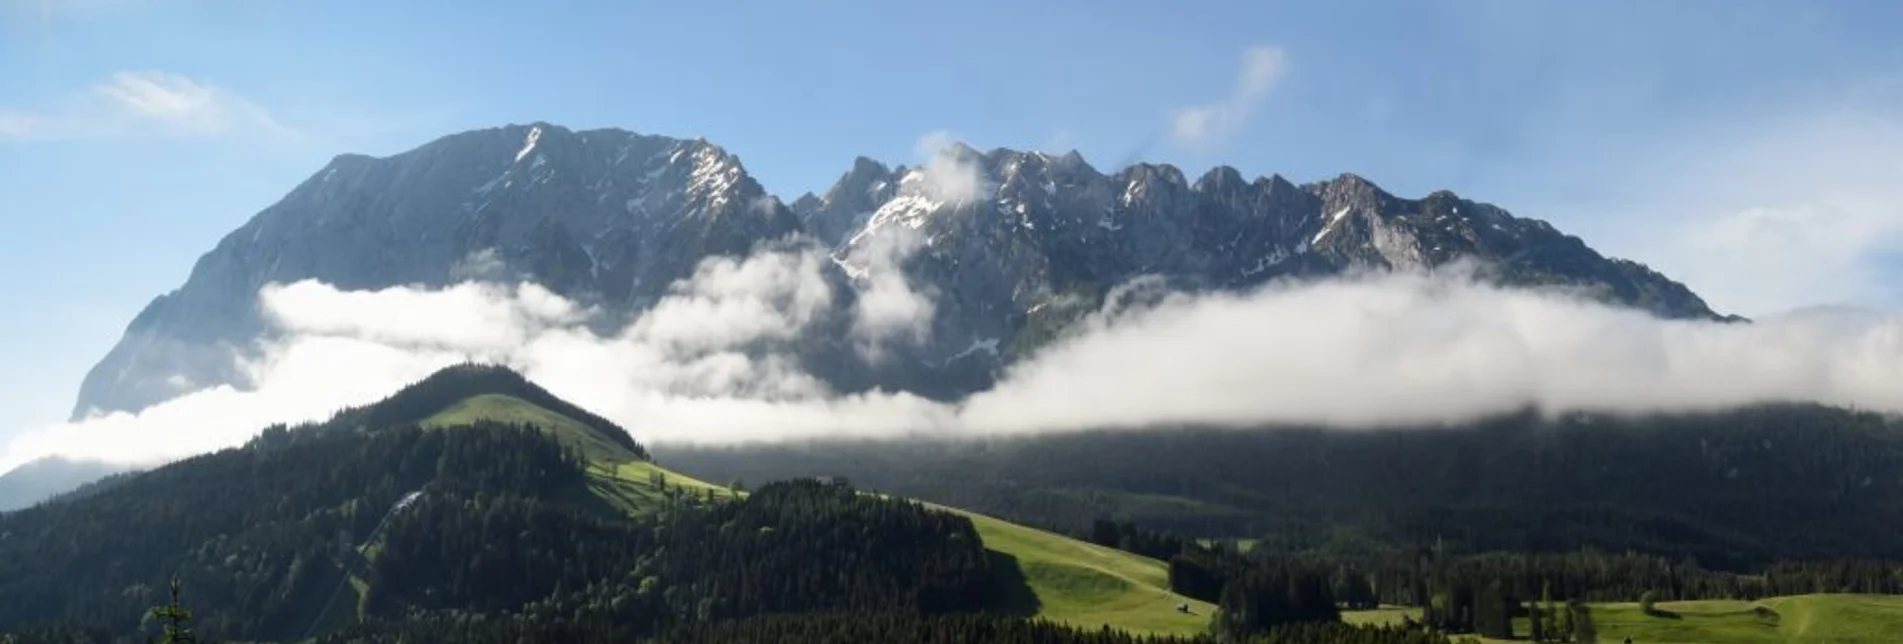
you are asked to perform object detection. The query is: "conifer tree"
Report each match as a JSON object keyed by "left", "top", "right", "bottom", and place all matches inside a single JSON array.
[{"left": 148, "top": 579, "right": 198, "bottom": 644}]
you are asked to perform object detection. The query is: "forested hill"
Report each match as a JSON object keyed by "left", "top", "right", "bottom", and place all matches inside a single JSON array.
[
  {"left": 0, "top": 365, "right": 1449, "bottom": 644},
  {"left": 310, "top": 362, "right": 646, "bottom": 460},
  {"left": 0, "top": 365, "right": 650, "bottom": 639},
  {"left": 0, "top": 364, "right": 980, "bottom": 641},
  {"left": 661, "top": 404, "right": 1903, "bottom": 570}
]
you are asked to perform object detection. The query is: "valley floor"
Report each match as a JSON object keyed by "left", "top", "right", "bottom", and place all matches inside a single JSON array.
[{"left": 1346, "top": 594, "right": 1903, "bottom": 644}]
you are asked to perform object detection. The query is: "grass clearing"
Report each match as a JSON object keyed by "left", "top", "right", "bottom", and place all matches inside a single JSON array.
[
  {"left": 1340, "top": 605, "right": 1419, "bottom": 628},
  {"left": 1579, "top": 599, "right": 1781, "bottom": 644},
  {"left": 1574, "top": 595, "right": 1903, "bottom": 643},
  {"left": 1762, "top": 594, "right": 1903, "bottom": 642},
  {"left": 585, "top": 458, "right": 737, "bottom": 516},
  {"left": 935, "top": 504, "right": 1215, "bottom": 636},
  {"left": 1020, "top": 561, "right": 1133, "bottom": 605},
  {"left": 422, "top": 393, "right": 638, "bottom": 463},
  {"left": 1342, "top": 594, "right": 1903, "bottom": 644}
]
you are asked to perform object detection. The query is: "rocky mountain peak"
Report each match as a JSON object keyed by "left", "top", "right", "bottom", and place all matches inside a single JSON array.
[
  {"left": 1307, "top": 172, "right": 1391, "bottom": 212},
  {"left": 1053, "top": 149, "right": 1090, "bottom": 171},
  {"left": 799, "top": 156, "right": 902, "bottom": 249},
  {"left": 1193, "top": 166, "right": 1248, "bottom": 193},
  {"left": 71, "top": 123, "right": 1728, "bottom": 422},
  {"left": 790, "top": 191, "right": 823, "bottom": 215},
  {"left": 1128, "top": 162, "right": 1189, "bottom": 187},
  {"left": 824, "top": 156, "right": 897, "bottom": 204}
]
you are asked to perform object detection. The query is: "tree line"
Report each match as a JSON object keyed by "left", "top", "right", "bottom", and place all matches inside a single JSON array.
[
  {"left": 1091, "top": 515, "right": 1903, "bottom": 640},
  {"left": 660, "top": 403, "right": 1903, "bottom": 569}
]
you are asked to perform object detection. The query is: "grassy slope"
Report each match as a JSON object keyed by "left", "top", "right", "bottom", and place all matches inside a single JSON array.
[
  {"left": 1345, "top": 595, "right": 1903, "bottom": 644},
  {"left": 1592, "top": 595, "right": 1903, "bottom": 644},
  {"left": 935, "top": 504, "right": 1215, "bottom": 636},
  {"left": 424, "top": 394, "right": 1210, "bottom": 635},
  {"left": 422, "top": 394, "right": 732, "bottom": 515},
  {"left": 422, "top": 393, "right": 638, "bottom": 463},
  {"left": 584, "top": 459, "right": 735, "bottom": 515},
  {"left": 1340, "top": 605, "right": 1419, "bottom": 628},
  {"left": 1766, "top": 594, "right": 1903, "bottom": 642}
]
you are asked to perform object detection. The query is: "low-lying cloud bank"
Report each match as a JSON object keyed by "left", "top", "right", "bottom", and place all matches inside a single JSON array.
[{"left": 7, "top": 250, "right": 1903, "bottom": 473}]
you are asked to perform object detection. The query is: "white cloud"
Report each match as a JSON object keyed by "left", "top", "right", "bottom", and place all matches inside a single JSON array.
[
  {"left": 1170, "top": 45, "right": 1288, "bottom": 148},
  {"left": 261, "top": 280, "right": 585, "bottom": 353},
  {"left": 847, "top": 227, "right": 935, "bottom": 357},
  {"left": 959, "top": 269, "right": 1903, "bottom": 432},
  {"left": 0, "top": 71, "right": 294, "bottom": 142},
  {"left": 11, "top": 265, "right": 1903, "bottom": 474},
  {"left": 632, "top": 246, "right": 836, "bottom": 357},
  {"left": 1661, "top": 202, "right": 1898, "bottom": 315},
  {"left": 1627, "top": 112, "right": 1903, "bottom": 316},
  {"left": 1, "top": 335, "right": 469, "bottom": 472},
  {"left": 912, "top": 130, "right": 989, "bottom": 204},
  {"left": 1520, "top": 106, "right": 1903, "bottom": 318}
]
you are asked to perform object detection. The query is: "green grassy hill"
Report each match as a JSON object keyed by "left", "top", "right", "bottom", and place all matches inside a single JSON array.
[
  {"left": 1764, "top": 594, "right": 1903, "bottom": 642},
  {"left": 325, "top": 363, "right": 647, "bottom": 458},
  {"left": 423, "top": 393, "right": 640, "bottom": 463},
  {"left": 1586, "top": 595, "right": 1903, "bottom": 644},
  {"left": 1346, "top": 594, "right": 1903, "bottom": 644}
]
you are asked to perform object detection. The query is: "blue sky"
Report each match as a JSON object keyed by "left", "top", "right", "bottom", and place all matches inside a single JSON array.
[{"left": 1, "top": 0, "right": 1901, "bottom": 435}]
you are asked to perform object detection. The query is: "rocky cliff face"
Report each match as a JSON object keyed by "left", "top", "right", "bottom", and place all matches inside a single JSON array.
[
  {"left": 74, "top": 123, "right": 802, "bottom": 418},
  {"left": 72, "top": 124, "right": 1722, "bottom": 420},
  {"left": 826, "top": 144, "right": 1721, "bottom": 376}
]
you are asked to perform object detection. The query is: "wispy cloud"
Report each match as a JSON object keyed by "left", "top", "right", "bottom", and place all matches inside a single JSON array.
[
  {"left": 1558, "top": 108, "right": 1903, "bottom": 316},
  {"left": 0, "top": 71, "right": 296, "bottom": 142},
  {"left": 1170, "top": 45, "right": 1288, "bottom": 149},
  {"left": 911, "top": 130, "right": 989, "bottom": 204},
  {"left": 848, "top": 227, "right": 935, "bottom": 358}
]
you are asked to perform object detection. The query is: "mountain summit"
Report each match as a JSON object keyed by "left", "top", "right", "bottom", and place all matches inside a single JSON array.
[
  {"left": 73, "top": 123, "right": 1723, "bottom": 420},
  {"left": 75, "top": 123, "right": 801, "bottom": 418}
]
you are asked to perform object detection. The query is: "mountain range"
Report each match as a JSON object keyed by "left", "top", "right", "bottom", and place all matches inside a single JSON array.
[
  {"left": 10, "top": 121, "right": 1903, "bottom": 641},
  {"left": 72, "top": 122, "right": 1727, "bottom": 421}
]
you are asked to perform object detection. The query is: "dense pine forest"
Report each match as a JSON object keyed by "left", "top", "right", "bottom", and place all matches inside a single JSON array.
[
  {"left": 1087, "top": 518, "right": 1903, "bottom": 605},
  {"left": 0, "top": 422, "right": 579, "bottom": 639},
  {"left": 662, "top": 404, "right": 1903, "bottom": 568}
]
